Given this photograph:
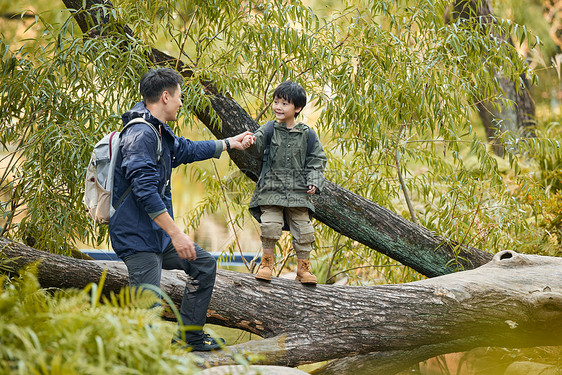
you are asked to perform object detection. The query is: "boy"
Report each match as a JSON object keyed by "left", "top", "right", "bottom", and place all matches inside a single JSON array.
[{"left": 249, "top": 81, "right": 327, "bottom": 284}]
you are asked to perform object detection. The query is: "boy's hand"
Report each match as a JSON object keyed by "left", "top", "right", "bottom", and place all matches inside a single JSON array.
[
  {"left": 229, "top": 131, "right": 255, "bottom": 150},
  {"left": 307, "top": 185, "right": 317, "bottom": 194},
  {"left": 241, "top": 133, "right": 256, "bottom": 149}
]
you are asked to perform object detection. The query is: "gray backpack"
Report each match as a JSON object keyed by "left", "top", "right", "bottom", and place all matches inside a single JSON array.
[{"left": 83, "top": 118, "right": 161, "bottom": 224}]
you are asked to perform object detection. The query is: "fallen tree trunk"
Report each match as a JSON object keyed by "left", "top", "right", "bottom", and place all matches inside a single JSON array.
[
  {"left": 3, "top": 238, "right": 562, "bottom": 372},
  {"left": 61, "top": 0, "right": 492, "bottom": 277}
]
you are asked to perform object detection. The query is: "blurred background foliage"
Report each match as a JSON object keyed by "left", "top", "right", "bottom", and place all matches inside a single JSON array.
[{"left": 0, "top": 0, "right": 560, "bottom": 285}]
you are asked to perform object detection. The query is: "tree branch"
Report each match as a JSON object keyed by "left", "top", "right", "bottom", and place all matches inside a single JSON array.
[{"left": 60, "top": 0, "right": 492, "bottom": 279}]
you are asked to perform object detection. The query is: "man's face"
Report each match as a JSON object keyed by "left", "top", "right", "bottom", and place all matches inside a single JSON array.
[{"left": 164, "top": 84, "right": 183, "bottom": 121}]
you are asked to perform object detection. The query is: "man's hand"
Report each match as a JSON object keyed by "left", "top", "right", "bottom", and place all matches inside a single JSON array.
[
  {"left": 307, "top": 185, "right": 317, "bottom": 194},
  {"left": 228, "top": 131, "right": 255, "bottom": 150},
  {"left": 153, "top": 211, "right": 196, "bottom": 260},
  {"left": 170, "top": 232, "right": 196, "bottom": 260}
]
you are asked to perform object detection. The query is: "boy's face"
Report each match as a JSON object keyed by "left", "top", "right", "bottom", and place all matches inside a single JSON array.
[{"left": 272, "top": 96, "right": 302, "bottom": 124}]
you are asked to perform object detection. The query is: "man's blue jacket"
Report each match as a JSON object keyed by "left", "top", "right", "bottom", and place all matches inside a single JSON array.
[{"left": 109, "top": 102, "right": 222, "bottom": 258}]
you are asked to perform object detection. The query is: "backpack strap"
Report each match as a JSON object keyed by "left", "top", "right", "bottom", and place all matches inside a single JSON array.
[
  {"left": 304, "top": 126, "right": 317, "bottom": 168},
  {"left": 122, "top": 117, "right": 163, "bottom": 161},
  {"left": 112, "top": 118, "right": 163, "bottom": 210},
  {"left": 108, "top": 131, "right": 119, "bottom": 161},
  {"left": 258, "top": 121, "right": 276, "bottom": 187}
]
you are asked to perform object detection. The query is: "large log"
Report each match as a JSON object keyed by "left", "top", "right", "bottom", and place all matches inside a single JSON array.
[
  {"left": 3, "top": 237, "right": 562, "bottom": 372},
  {"left": 60, "top": 0, "right": 492, "bottom": 277}
]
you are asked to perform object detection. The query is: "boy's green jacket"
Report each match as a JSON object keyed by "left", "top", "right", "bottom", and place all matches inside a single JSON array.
[{"left": 249, "top": 121, "right": 327, "bottom": 222}]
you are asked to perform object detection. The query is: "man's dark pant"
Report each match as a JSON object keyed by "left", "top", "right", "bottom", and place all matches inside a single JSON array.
[{"left": 122, "top": 243, "right": 216, "bottom": 331}]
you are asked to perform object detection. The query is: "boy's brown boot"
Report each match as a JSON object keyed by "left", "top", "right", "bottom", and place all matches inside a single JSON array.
[
  {"left": 296, "top": 259, "right": 317, "bottom": 285},
  {"left": 255, "top": 254, "right": 275, "bottom": 281}
]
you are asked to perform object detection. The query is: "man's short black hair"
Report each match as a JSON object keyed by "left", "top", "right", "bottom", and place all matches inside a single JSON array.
[
  {"left": 273, "top": 81, "right": 307, "bottom": 117},
  {"left": 140, "top": 68, "right": 184, "bottom": 103}
]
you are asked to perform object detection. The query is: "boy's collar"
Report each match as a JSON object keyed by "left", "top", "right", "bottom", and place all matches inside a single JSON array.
[{"left": 275, "top": 120, "right": 304, "bottom": 131}]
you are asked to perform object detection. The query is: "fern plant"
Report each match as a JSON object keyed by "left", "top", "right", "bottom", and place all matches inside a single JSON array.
[{"left": 0, "top": 266, "right": 203, "bottom": 374}]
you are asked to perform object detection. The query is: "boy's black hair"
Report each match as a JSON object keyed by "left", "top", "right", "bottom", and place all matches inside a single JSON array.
[
  {"left": 140, "top": 68, "right": 184, "bottom": 103},
  {"left": 273, "top": 81, "right": 307, "bottom": 118}
]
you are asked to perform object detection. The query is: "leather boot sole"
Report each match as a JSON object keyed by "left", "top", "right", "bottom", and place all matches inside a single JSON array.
[
  {"left": 255, "top": 273, "right": 272, "bottom": 281},
  {"left": 295, "top": 275, "right": 317, "bottom": 284}
]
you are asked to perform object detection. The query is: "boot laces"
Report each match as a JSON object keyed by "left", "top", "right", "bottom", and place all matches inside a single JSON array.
[{"left": 261, "top": 255, "right": 273, "bottom": 268}]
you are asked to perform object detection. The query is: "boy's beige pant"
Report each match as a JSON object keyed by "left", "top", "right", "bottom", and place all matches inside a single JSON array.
[{"left": 260, "top": 205, "right": 315, "bottom": 259}]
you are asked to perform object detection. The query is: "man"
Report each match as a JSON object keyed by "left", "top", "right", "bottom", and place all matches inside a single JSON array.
[{"left": 109, "top": 67, "right": 254, "bottom": 351}]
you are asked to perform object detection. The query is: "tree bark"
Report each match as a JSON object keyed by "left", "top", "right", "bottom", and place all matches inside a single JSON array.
[
  {"left": 60, "top": 0, "right": 492, "bottom": 278},
  {"left": 449, "top": 0, "right": 536, "bottom": 156},
  {"left": 3, "top": 238, "right": 562, "bottom": 372},
  {"left": 545, "top": 0, "right": 562, "bottom": 49}
]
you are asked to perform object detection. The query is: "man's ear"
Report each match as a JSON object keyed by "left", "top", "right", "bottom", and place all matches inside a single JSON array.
[{"left": 161, "top": 90, "right": 169, "bottom": 104}]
